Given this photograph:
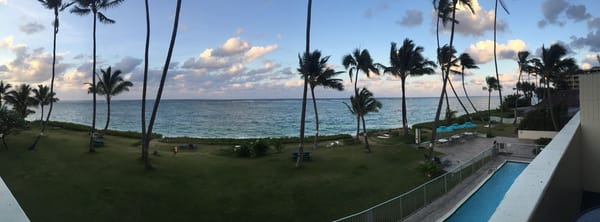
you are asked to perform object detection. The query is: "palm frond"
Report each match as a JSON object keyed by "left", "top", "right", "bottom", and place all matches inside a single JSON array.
[{"left": 97, "top": 12, "right": 116, "bottom": 24}]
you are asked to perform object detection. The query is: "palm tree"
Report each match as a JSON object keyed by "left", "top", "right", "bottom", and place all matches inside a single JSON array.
[
  {"left": 493, "top": 0, "right": 510, "bottom": 123},
  {"left": 4, "top": 84, "right": 36, "bottom": 119},
  {"left": 32, "top": 85, "right": 59, "bottom": 123},
  {"left": 438, "top": 45, "right": 471, "bottom": 121},
  {"left": 342, "top": 49, "right": 379, "bottom": 139},
  {"left": 0, "top": 81, "right": 11, "bottom": 108},
  {"left": 343, "top": 88, "right": 382, "bottom": 152},
  {"left": 299, "top": 50, "right": 344, "bottom": 149},
  {"left": 32, "top": 0, "right": 73, "bottom": 151},
  {"left": 456, "top": 53, "right": 481, "bottom": 117},
  {"left": 378, "top": 39, "right": 436, "bottom": 136},
  {"left": 140, "top": 0, "right": 151, "bottom": 168},
  {"left": 529, "top": 44, "right": 576, "bottom": 131},
  {"left": 514, "top": 50, "right": 530, "bottom": 123},
  {"left": 429, "top": 0, "right": 474, "bottom": 159},
  {"left": 88, "top": 66, "right": 133, "bottom": 131},
  {"left": 71, "top": 0, "right": 124, "bottom": 153},
  {"left": 142, "top": 0, "right": 182, "bottom": 170},
  {"left": 295, "top": 0, "right": 312, "bottom": 167},
  {"left": 485, "top": 76, "right": 501, "bottom": 135}
]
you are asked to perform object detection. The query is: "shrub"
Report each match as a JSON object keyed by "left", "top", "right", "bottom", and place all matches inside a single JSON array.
[
  {"left": 233, "top": 144, "right": 251, "bottom": 157},
  {"left": 518, "top": 103, "right": 567, "bottom": 131},
  {"left": 42, "top": 121, "right": 163, "bottom": 139},
  {"left": 271, "top": 139, "right": 284, "bottom": 153},
  {"left": 418, "top": 160, "right": 444, "bottom": 178},
  {"left": 534, "top": 137, "right": 552, "bottom": 146},
  {"left": 251, "top": 140, "right": 269, "bottom": 157}
]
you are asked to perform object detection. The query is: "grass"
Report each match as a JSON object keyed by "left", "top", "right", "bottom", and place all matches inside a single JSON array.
[{"left": 0, "top": 126, "right": 433, "bottom": 222}]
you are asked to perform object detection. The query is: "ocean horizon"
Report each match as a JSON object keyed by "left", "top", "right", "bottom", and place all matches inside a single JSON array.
[{"left": 28, "top": 96, "right": 501, "bottom": 138}]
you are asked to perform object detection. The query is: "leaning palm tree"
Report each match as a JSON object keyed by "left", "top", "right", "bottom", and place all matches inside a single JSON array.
[
  {"left": 141, "top": 0, "right": 182, "bottom": 170},
  {"left": 513, "top": 50, "right": 530, "bottom": 123},
  {"left": 429, "top": 0, "right": 475, "bottom": 159},
  {"left": 439, "top": 45, "right": 471, "bottom": 121},
  {"left": 0, "top": 81, "right": 11, "bottom": 108},
  {"left": 344, "top": 88, "right": 382, "bottom": 152},
  {"left": 456, "top": 53, "right": 482, "bottom": 118},
  {"left": 378, "top": 39, "right": 436, "bottom": 136},
  {"left": 4, "top": 84, "right": 36, "bottom": 119},
  {"left": 299, "top": 50, "right": 344, "bottom": 149},
  {"left": 493, "top": 0, "right": 510, "bottom": 123},
  {"left": 71, "top": 0, "right": 124, "bottom": 153},
  {"left": 89, "top": 66, "right": 133, "bottom": 131},
  {"left": 485, "top": 76, "right": 501, "bottom": 135},
  {"left": 529, "top": 44, "right": 576, "bottom": 130},
  {"left": 31, "top": 0, "right": 73, "bottom": 151},
  {"left": 342, "top": 49, "right": 379, "bottom": 139},
  {"left": 32, "top": 84, "right": 59, "bottom": 123}
]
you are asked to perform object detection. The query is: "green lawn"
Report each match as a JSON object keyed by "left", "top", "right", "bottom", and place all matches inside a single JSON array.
[{"left": 0, "top": 127, "right": 432, "bottom": 222}]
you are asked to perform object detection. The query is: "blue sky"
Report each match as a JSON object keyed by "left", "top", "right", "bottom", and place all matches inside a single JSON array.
[{"left": 1, "top": 0, "right": 599, "bottom": 100}]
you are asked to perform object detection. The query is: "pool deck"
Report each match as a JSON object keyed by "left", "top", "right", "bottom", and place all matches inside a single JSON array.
[
  {"left": 0, "top": 177, "right": 30, "bottom": 222},
  {"left": 404, "top": 136, "right": 536, "bottom": 222}
]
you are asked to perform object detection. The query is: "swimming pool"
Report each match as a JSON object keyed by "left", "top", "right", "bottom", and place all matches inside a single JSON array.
[{"left": 442, "top": 161, "right": 529, "bottom": 222}]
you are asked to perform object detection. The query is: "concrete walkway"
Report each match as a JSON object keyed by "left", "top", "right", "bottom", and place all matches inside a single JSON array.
[
  {"left": 404, "top": 136, "right": 537, "bottom": 222},
  {"left": 0, "top": 177, "right": 29, "bottom": 222}
]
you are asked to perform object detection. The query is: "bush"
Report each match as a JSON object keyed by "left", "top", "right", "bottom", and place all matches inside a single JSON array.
[
  {"left": 534, "top": 137, "right": 552, "bottom": 146},
  {"left": 518, "top": 103, "right": 567, "bottom": 131},
  {"left": 271, "top": 139, "right": 284, "bottom": 153},
  {"left": 233, "top": 144, "right": 251, "bottom": 157},
  {"left": 251, "top": 140, "right": 269, "bottom": 157},
  {"left": 501, "top": 94, "right": 531, "bottom": 110},
  {"left": 42, "top": 121, "right": 163, "bottom": 139},
  {"left": 418, "top": 160, "right": 444, "bottom": 178}
]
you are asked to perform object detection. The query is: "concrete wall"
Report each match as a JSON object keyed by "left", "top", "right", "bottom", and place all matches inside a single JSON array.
[
  {"left": 517, "top": 130, "right": 558, "bottom": 140},
  {"left": 580, "top": 73, "right": 600, "bottom": 192},
  {"left": 490, "top": 113, "right": 582, "bottom": 222}
]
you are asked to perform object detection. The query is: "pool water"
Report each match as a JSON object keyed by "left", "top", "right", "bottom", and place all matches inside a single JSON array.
[{"left": 444, "top": 161, "right": 529, "bottom": 222}]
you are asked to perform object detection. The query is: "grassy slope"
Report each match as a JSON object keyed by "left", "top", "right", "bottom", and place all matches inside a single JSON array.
[{"left": 0, "top": 127, "right": 431, "bottom": 222}]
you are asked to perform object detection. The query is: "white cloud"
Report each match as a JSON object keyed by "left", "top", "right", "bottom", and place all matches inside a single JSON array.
[
  {"left": 397, "top": 10, "right": 423, "bottom": 27},
  {"left": 19, "top": 22, "right": 44, "bottom": 35},
  {"left": 244, "top": 45, "right": 278, "bottom": 62},
  {"left": 0, "top": 0, "right": 6, "bottom": 6},
  {"left": 465, "top": 39, "right": 527, "bottom": 64},
  {"left": 213, "top": 37, "right": 250, "bottom": 56},
  {"left": 438, "top": 0, "right": 507, "bottom": 37}
]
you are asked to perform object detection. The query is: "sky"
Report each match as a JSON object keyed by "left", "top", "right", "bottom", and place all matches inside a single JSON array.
[{"left": 1, "top": 0, "right": 599, "bottom": 100}]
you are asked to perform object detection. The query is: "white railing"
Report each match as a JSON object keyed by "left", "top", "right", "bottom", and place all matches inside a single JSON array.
[{"left": 332, "top": 147, "right": 497, "bottom": 222}]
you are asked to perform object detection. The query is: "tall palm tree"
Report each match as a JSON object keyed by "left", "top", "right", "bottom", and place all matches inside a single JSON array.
[
  {"left": 88, "top": 66, "right": 133, "bottom": 131},
  {"left": 296, "top": 0, "right": 312, "bottom": 167},
  {"left": 32, "top": 85, "right": 59, "bottom": 123},
  {"left": 456, "top": 53, "right": 480, "bottom": 116},
  {"left": 4, "top": 84, "right": 36, "bottom": 119},
  {"left": 438, "top": 45, "right": 471, "bottom": 121},
  {"left": 485, "top": 76, "right": 501, "bottom": 135},
  {"left": 140, "top": 0, "right": 151, "bottom": 167},
  {"left": 299, "top": 50, "right": 344, "bottom": 149},
  {"left": 342, "top": 49, "right": 379, "bottom": 139},
  {"left": 493, "top": 0, "right": 509, "bottom": 123},
  {"left": 142, "top": 0, "right": 182, "bottom": 170},
  {"left": 71, "top": 0, "right": 124, "bottom": 153},
  {"left": 514, "top": 50, "right": 530, "bottom": 123},
  {"left": 343, "top": 88, "right": 382, "bottom": 152},
  {"left": 378, "top": 39, "right": 436, "bottom": 136},
  {"left": 32, "top": 0, "right": 73, "bottom": 151},
  {"left": 429, "top": 0, "right": 474, "bottom": 159},
  {"left": 0, "top": 81, "right": 11, "bottom": 108},
  {"left": 529, "top": 44, "right": 575, "bottom": 131}
]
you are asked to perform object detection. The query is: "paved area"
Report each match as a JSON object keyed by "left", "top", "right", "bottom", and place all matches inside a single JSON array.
[{"left": 404, "top": 136, "right": 537, "bottom": 222}]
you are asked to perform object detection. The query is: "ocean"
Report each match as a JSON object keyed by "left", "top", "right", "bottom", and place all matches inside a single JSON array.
[{"left": 29, "top": 96, "right": 500, "bottom": 138}]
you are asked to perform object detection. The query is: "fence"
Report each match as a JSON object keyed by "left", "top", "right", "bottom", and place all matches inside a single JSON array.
[{"left": 332, "top": 146, "right": 497, "bottom": 222}]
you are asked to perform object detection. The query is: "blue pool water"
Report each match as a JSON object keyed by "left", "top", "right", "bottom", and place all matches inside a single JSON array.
[{"left": 444, "top": 161, "right": 529, "bottom": 222}]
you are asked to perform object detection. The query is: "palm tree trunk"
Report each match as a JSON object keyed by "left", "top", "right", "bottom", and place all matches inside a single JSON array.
[
  {"left": 493, "top": 0, "right": 504, "bottom": 124},
  {"left": 514, "top": 70, "right": 522, "bottom": 124},
  {"left": 462, "top": 67, "right": 483, "bottom": 122},
  {"left": 430, "top": 0, "right": 458, "bottom": 159},
  {"left": 546, "top": 78, "right": 558, "bottom": 130},
  {"left": 30, "top": 8, "right": 59, "bottom": 151},
  {"left": 89, "top": 12, "right": 97, "bottom": 153},
  {"left": 354, "top": 70, "right": 360, "bottom": 141},
  {"left": 401, "top": 77, "right": 408, "bottom": 136},
  {"left": 488, "top": 90, "right": 492, "bottom": 135},
  {"left": 448, "top": 76, "right": 471, "bottom": 120},
  {"left": 310, "top": 86, "right": 319, "bottom": 149},
  {"left": 361, "top": 116, "right": 370, "bottom": 152},
  {"left": 104, "top": 97, "right": 110, "bottom": 131},
  {"left": 146, "top": 0, "right": 182, "bottom": 170},
  {"left": 40, "top": 105, "right": 44, "bottom": 124},
  {"left": 141, "top": 0, "right": 151, "bottom": 169},
  {"left": 297, "top": 0, "right": 312, "bottom": 168}
]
